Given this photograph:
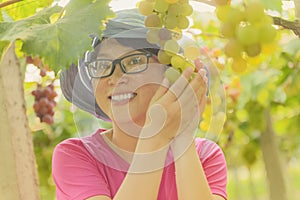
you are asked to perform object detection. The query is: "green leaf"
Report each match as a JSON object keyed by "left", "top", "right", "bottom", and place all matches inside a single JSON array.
[
  {"left": 261, "top": 0, "right": 282, "bottom": 12},
  {"left": 1, "top": 10, "right": 13, "bottom": 22},
  {"left": 64, "top": 0, "right": 94, "bottom": 17},
  {"left": 0, "top": 0, "right": 114, "bottom": 73},
  {"left": 1, "top": 0, "right": 54, "bottom": 20},
  {"left": 21, "top": 0, "right": 114, "bottom": 73},
  {"left": 0, "top": 6, "right": 62, "bottom": 42}
]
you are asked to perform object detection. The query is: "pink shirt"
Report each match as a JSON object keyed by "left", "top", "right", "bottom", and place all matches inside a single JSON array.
[{"left": 52, "top": 129, "right": 227, "bottom": 200}]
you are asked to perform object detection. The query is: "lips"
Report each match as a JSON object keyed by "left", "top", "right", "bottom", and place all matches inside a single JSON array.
[{"left": 109, "top": 92, "right": 137, "bottom": 104}]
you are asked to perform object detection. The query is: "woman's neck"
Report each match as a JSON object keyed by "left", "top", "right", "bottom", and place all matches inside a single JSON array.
[{"left": 106, "top": 122, "right": 142, "bottom": 152}]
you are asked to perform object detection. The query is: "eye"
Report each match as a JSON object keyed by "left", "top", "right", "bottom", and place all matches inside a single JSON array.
[
  {"left": 128, "top": 56, "right": 142, "bottom": 65},
  {"left": 93, "top": 61, "right": 111, "bottom": 70}
]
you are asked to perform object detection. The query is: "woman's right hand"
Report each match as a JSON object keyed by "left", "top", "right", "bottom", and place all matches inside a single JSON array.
[{"left": 138, "top": 66, "right": 208, "bottom": 152}]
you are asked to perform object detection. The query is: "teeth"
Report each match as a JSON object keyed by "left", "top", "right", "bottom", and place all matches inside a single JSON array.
[{"left": 111, "top": 93, "right": 135, "bottom": 101}]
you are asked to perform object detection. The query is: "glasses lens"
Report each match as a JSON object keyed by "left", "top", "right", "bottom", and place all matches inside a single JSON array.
[
  {"left": 88, "top": 60, "right": 112, "bottom": 78},
  {"left": 121, "top": 54, "right": 148, "bottom": 73}
]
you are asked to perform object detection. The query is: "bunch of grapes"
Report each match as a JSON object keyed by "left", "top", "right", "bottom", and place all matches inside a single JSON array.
[
  {"left": 216, "top": 1, "right": 277, "bottom": 73},
  {"left": 138, "top": 0, "right": 200, "bottom": 82},
  {"left": 26, "top": 55, "right": 57, "bottom": 125},
  {"left": 32, "top": 83, "right": 57, "bottom": 125}
]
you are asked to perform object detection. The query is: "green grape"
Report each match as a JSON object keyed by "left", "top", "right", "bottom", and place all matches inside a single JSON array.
[
  {"left": 259, "top": 15, "right": 274, "bottom": 25},
  {"left": 145, "top": 14, "right": 162, "bottom": 27},
  {"left": 164, "top": 39, "right": 180, "bottom": 55},
  {"left": 182, "top": 59, "right": 195, "bottom": 71},
  {"left": 236, "top": 24, "right": 259, "bottom": 46},
  {"left": 245, "top": 1, "right": 265, "bottom": 23},
  {"left": 159, "top": 40, "right": 167, "bottom": 47},
  {"left": 164, "top": 67, "right": 181, "bottom": 84},
  {"left": 146, "top": 29, "right": 160, "bottom": 44},
  {"left": 180, "top": 3, "right": 193, "bottom": 16},
  {"left": 171, "top": 54, "right": 186, "bottom": 69},
  {"left": 224, "top": 39, "right": 243, "bottom": 58},
  {"left": 226, "top": 7, "right": 245, "bottom": 25},
  {"left": 154, "top": 0, "right": 169, "bottom": 13},
  {"left": 259, "top": 24, "right": 276, "bottom": 44},
  {"left": 171, "top": 28, "right": 182, "bottom": 40},
  {"left": 138, "top": 1, "right": 154, "bottom": 16},
  {"left": 159, "top": 28, "right": 172, "bottom": 40},
  {"left": 245, "top": 43, "right": 261, "bottom": 57},
  {"left": 168, "top": 3, "right": 180, "bottom": 16},
  {"left": 215, "top": 5, "right": 230, "bottom": 22},
  {"left": 177, "top": 16, "right": 189, "bottom": 29},
  {"left": 183, "top": 45, "right": 200, "bottom": 60},
  {"left": 231, "top": 56, "right": 247, "bottom": 73},
  {"left": 220, "top": 22, "right": 236, "bottom": 38},
  {"left": 158, "top": 50, "right": 171, "bottom": 64},
  {"left": 165, "top": 14, "right": 178, "bottom": 29}
]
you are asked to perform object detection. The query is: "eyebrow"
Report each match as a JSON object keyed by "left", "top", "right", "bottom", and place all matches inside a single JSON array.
[{"left": 97, "top": 50, "right": 145, "bottom": 60}]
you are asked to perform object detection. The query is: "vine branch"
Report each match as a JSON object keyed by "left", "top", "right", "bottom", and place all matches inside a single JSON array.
[
  {"left": 273, "top": 17, "right": 300, "bottom": 38},
  {"left": 0, "top": 0, "right": 23, "bottom": 9}
]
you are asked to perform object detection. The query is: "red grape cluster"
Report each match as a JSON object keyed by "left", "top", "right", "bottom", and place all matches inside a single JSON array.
[
  {"left": 32, "top": 83, "right": 57, "bottom": 125},
  {"left": 26, "top": 55, "right": 57, "bottom": 125}
]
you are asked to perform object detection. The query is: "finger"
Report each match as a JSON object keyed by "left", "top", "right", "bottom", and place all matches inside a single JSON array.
[
  {"left": 194, "top": 58, "right": 205, "bottom": 72},
  {"left": 150, "top": 77, "right": 169, "bottom": 104},
  {"left": 177, "top": 72, "right": 207, "bottom": 125},
  {"left": 164, "top": 67, "right": 194, "bottom": 102},
  {"left": 194, "top": 72, "right": 208, "bottom": 106},
  {"left": 180, "top": 71, "right": 207, "bottom": 104}
]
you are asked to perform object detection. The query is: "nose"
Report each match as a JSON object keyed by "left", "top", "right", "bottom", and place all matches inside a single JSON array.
[{"left": 107, "top": 63, "right": 128, "bottom": 85}]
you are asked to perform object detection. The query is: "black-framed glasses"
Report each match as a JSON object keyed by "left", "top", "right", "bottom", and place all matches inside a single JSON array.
[{"left": 86, "top": 53, "right": 153, "bottom": 78}]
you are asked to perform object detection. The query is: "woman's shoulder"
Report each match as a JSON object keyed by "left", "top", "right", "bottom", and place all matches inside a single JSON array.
[{"left": 53, "top": 129, "right": 107, "bottom": 160}]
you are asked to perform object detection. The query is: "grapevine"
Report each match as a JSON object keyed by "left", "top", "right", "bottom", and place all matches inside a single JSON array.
[
  {"left": 137, "top": 0, "right": 200, "bottom": 83},
  {"left": 216, "top": 0, "right": 277, "bottom": 73},
  {"left": 26, "top": 56, "right": 57, "bottom": 125},
  {"left": 137, "top": 0, "right": 227, "bottom": 138}
]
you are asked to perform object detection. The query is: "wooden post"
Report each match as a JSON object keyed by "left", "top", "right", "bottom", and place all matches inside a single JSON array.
[{"left": 0, "top": 43, "right": 40, "bottom": 199}]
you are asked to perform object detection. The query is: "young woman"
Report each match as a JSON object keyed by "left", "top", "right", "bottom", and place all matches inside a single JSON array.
[{"left": 52, "top": 9, "right": 227, "bottom": 200}]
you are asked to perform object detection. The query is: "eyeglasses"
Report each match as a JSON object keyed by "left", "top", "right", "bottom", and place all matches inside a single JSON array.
[{"left": 85, "top": 52, "right": 153, "bottom": 78}]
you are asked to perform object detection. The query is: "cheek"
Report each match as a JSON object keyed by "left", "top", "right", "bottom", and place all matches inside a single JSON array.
[
  {"left": 139, "top": 64, "right": 166, "bottom": 83},
  {"left": 93, "top": 79, "right": 108, "bottom": 109}
]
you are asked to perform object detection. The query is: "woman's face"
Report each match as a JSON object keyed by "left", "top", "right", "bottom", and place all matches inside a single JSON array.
[{"left": 92, "top": 39, "right": 166, "bottom": 128}]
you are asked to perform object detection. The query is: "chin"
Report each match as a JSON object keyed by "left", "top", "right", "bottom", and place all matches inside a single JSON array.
[{"left": 112, "top": 113, "right": 146, "bottom": 134}]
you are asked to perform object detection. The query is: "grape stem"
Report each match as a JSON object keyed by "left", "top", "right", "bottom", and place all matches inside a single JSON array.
[
  {"left": 273, "top": 16, "right": 300, "bottom": 38},
  {"left": 0, "top": 0, "right": 23, "bottom": 9}
]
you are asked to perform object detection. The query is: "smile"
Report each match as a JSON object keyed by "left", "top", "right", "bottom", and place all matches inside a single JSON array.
[{"left": 109, "top": 92, "right": 137, "bottom": 102}]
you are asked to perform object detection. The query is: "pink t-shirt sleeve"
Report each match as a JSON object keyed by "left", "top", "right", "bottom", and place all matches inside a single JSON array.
[
  {"left": 52, "top": 138, "right": 111, "bottom": 200},
  {"left": 195, "top": 138, "right": 228, "bottom": 200}
]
